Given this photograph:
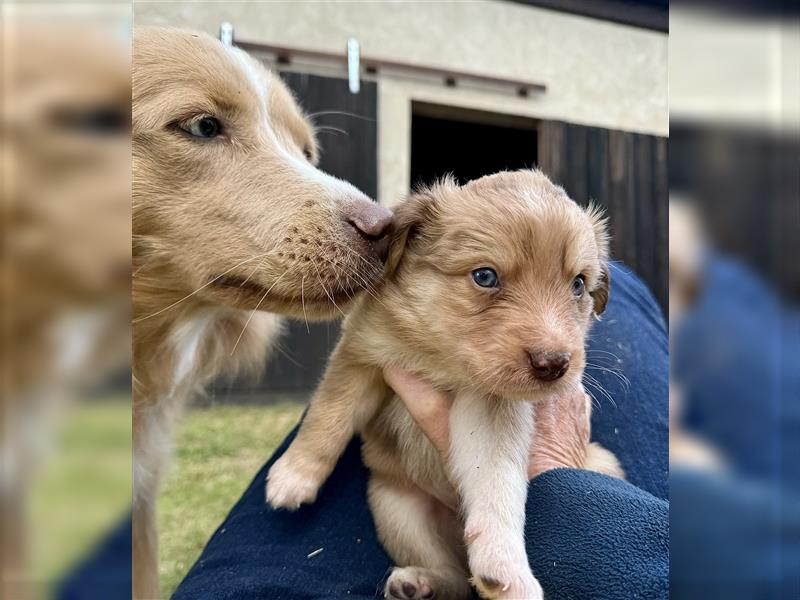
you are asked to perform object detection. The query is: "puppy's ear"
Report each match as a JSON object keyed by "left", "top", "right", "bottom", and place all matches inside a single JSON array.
[
  {"left": 585, "top": 203, "right": 611, "bottom": 315},
  {"left": 591, "top": 263, "right": 611, "bottom": 315},
  {"left": 384, "top": 190, "right": 437, "bottom": 278}
]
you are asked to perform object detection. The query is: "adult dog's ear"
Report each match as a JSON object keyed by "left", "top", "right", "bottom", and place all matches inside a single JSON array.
[
  {"left": 384, "top": 189, "right": 438, "bottom": 278},
  {"left": 591, "top": 264, "right": 611, "bottom": 315}
]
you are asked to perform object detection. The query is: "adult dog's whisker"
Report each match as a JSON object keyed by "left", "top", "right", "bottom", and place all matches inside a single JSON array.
[
  {"left": 300, "top": 275, "right": 310, "bottom": 333},
  {"left": 134, "top": 251, "right": 275, "bottom": 323},
  {"left": 316, "top": 127, "right": 349, "bottom": 138},
  {"left": 307, "top": 109, "right": 376, "bottom": 122},
  {"left": 309, "top": 259, "right": 347, "bottom": 318},
  {"left": 306, "top": 238, "right": 388, "bottom": 310},
  {"left": 230, "top": 268, "right": 291, "bottom": 355}
]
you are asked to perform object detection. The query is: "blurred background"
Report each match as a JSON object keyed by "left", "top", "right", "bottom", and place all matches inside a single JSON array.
[
  {"left": 1, "top": 2, "right": 132, "bottom": 599},
  {"left": 669, "top": 1, "right": 799, "bottom": 598},
  {"left": 133, "top": 2, "right": 668, "bottom": 594}
]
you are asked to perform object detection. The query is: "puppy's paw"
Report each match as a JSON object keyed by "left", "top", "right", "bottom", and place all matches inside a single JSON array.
[
  {"left": 384, "top": 567, "right": 436, "bottom": 599},
  {"left": 472, "top": 570, "right": 543, "bottom": 600},
  {"left": 265, "top": 452, "right": 326, "bottom": 510},
  {"left": 468, "top": 539, "right": 542, "bottom": 600}
]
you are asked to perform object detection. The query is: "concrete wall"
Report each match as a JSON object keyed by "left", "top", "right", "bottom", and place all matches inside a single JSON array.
[{"left": 135, "top": 1, "right": 667, "bottom": 203}]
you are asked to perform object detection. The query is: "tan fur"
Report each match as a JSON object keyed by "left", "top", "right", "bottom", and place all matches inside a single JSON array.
[
  {"left": 133, "top": 27, "right": 391, "bottom": 599},
  {"left": 268, "top": 170, "right": 622, "bottom": 599}
]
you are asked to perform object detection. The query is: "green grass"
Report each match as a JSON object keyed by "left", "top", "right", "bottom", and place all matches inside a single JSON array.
[
  {"left": 28, "top": 399, "right": 132, "bottom": 594},
  {"left": 157, "top": 403, "right": 304, "bottom": 597},
  {"left": 27, "top": 400, "right": 301, "bottom": 598}
]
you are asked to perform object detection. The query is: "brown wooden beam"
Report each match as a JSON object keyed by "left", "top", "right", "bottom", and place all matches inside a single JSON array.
[{"left": 236, "top": 40, "right": 547, "bottom": 96}]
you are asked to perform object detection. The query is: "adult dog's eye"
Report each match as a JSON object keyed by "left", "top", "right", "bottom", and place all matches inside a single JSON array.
[
  {"left": 182, "top": 116, "right": 221, "bottom": 138},
  {"left": 572, "top": 275, "right": 586, "bottom": 297},
  {"left": 303, "top": 146, "right": 313, "bottom": 161},
  {"left": 472, "top": 267, "right": 499, "bottom": 289}
]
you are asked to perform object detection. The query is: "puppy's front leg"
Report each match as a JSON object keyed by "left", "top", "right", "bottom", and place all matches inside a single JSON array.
[
  {"left": 449, "top": 392, "right": 542, "bottom": 600},
  {"left": 267, "top": 344, "right": 384, "bottom": 509}
]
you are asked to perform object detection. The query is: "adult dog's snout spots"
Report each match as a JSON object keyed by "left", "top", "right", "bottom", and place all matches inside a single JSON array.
[{"left": 528, "top": 351, "right": 571, "bottom": 381}]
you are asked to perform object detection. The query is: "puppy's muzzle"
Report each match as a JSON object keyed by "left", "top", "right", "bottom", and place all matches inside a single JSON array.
[
  {"left": 528, "top": 351, "right": 571, "bottom": 381},
  {"left": 343, "top": 199, "right": 393, "bottom": 262}
]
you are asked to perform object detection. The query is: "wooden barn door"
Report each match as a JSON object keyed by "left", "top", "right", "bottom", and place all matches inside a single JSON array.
[{"left": 538, "top": 121, "right": 668, "bottom": 311}]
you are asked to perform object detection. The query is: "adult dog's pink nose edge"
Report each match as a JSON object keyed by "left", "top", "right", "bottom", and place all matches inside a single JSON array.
[{"left": 343, "top": 200, "right": 394, "bottom": 261}]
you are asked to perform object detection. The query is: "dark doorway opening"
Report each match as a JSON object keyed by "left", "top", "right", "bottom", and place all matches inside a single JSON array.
[{"left": 410, "top": 102, "right": 538, "bottom": 189}]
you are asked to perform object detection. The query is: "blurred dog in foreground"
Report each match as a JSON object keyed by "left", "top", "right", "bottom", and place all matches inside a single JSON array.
[
  {"left": 268, "top": 170, "right": 623, "bottom": 600},
  {"left": 1, "top": 22, "right": 130, "bottom": 599},
  {"left": 132, "top": 27, "right": 392, "bottom": 599},
  {"left": 668, "top": 200, "right": 724, "bottom": 469}
]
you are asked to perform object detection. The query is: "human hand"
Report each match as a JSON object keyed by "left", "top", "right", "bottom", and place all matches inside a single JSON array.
[
  {"left": 527, "top": 389, "right": 591, "bottom": 478},
  {"left": 382, "top": 366, "right": 453, "bottom": 457},
  {"left": 384, "top": 367, "right": 593, "bottom": 479}
]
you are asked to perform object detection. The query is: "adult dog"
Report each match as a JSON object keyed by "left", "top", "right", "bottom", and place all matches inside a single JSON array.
[{"left": 133, "top": 27, "right": 392, "bottom": 599}]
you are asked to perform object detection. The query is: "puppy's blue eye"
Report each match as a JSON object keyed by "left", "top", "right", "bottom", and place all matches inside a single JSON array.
[
  {"left": 572, "top": 275, "right": 585, "bottom": 297},
  {"left": 472, "top": 267, "right": 499, "bottom": 289}
]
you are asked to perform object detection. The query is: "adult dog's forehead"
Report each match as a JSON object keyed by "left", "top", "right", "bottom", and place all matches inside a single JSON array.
[
  {"left": 134, "top": 29, "right": 270, "bottom": 113},
  {"left": 133, "top": 29, "right": 310, "bottom": 144}
]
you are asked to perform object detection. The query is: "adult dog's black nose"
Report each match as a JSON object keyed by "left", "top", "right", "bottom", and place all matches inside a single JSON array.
[
  {"left": 344, "top": 199, "right": 394, "bottom": 261},
  {"left": 528, "top": 351, "right": 571, "bottom": 381}
]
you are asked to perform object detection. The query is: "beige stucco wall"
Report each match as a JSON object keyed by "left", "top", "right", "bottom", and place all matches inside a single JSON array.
[
  {"left": 135, "top": 1, "right": 667, "bottom": 133},
  {"left": 135, "top": 1, "right": 667, "bottom": 203},
  {"left": 671, "top": 6, "right": 799, "bottom": 132}
]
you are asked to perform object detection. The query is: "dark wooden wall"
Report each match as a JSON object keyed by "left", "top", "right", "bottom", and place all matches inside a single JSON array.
[{"left": 538, "top": 121, "right": 668, "bottom": 311}]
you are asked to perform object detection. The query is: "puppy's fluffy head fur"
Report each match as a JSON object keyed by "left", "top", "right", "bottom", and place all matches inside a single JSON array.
[
  {"left": 382, "top": 170, "right": 609, "bottom": 400},
  {"left": 133, "top": 27, "right": 388, "bottom": 321}
]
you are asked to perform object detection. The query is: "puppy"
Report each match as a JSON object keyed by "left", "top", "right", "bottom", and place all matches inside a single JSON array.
[
  {"left": 133, "top": 27, "right": 392, "bottom": 599},
  {"left": 267, "top": 170, "right": 621, "bottom": 599}
]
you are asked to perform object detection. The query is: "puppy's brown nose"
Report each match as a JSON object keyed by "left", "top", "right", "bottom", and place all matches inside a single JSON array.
[
  {"left": 528, "top": 351, "right": 571, "bottom": 381},
  {"left": 343, "top": 199, "right": 394, "bottom": 261}
]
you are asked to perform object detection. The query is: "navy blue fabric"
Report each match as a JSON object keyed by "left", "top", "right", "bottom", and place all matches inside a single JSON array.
[
  {"left": 671, "top": 468, "right": 800, "bottom": 600},
  {"left": 172, "top": 263, "right": 669, "bottom": 599},
  {"left": 585, "top": 263, "right": 669, "bottom": 500},
  {"left": 57, "top": 515, "right": 132, "bottom": 600},
  {"left": 674, "top": 257, "right": 800, "bottom": 492},
  {"left": 527, "top": 469, "right": 669, "bottom": 600}
]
